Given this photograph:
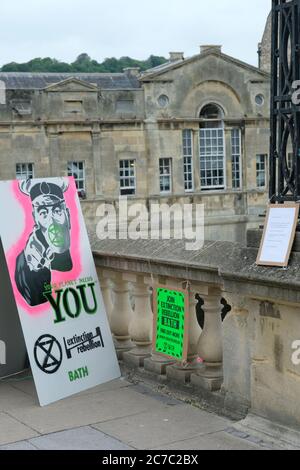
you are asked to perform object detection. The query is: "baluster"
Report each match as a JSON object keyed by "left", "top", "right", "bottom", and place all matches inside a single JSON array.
[
  {"left": 191, "top": 286, "right": 223, "bottom": 391},
  {"left": 166, "top": 282, "right": 202, "bottom": 383},
  {"left": 123, "top": 275, "right": 153, "bottom": 367},
  {"left": 220, "top": 293, "right": 252, "bottom": 412},
  {"left": 110, "top": 272, "right": 134, "bottom": 359},
  {"left": 97, "top": 268, "right": 113, "bottom": 324}
]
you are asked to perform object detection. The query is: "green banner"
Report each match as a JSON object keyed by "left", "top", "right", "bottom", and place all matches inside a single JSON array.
[{"left": 155, "top": 287, "right": 186, "bottom": 361}]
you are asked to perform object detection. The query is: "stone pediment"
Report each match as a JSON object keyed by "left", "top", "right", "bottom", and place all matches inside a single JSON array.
[
  {"left": 44, "top": 77, "right": 98, "bottom": 92},
  {"left": 141, "top": 49, "right": 270, "bottom": 82}
]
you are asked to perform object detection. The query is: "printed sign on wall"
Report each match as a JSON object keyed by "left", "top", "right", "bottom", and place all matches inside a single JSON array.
[
  {"left": 257, "top": 203, "right": 299, "bottom": 267},
  {"left": 0, "top": 177, "right": 120, "bottom": 406},
  {"left": 153, "top": 286, "right": 189, "bottom": 362}
]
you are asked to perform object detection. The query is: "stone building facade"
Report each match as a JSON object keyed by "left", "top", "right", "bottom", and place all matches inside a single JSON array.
[
  {"left": 259, "top": 12, "right": 272, "bottom": 74},
  {"left": 0, "top": 21, "right": 272, "bottom": 243}
]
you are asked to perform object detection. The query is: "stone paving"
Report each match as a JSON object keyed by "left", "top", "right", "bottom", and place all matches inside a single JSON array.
[{"left": 0, "top": 372, "right": 279, "bottom": 450}]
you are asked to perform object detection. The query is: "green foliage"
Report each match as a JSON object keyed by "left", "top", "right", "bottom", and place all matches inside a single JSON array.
[{"left": 1, "top": 53, "right": 167, "bottom": 73}]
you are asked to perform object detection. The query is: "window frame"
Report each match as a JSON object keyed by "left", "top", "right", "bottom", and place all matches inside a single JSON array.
[
  {"left": 183, "top": 129, "right": 194, "bottom": 192},
  {"left": 256, "top": 154, "right": 267, "bottom": 188},
  {"left": 231, "top": 128, "right": 242, "bottom": 190},
  {"left": 159, "top": 158, "right": 172, "bottom": 194},
  {"left": 16, "top": 163, "right": 34, "bottom": 180},
  {"left": 119, "top": 159, "right": 136, "bottom": 196},
  {"left": 64, "top": 100, "right": 83, "bottom": 114},
  {"left": 199, "top": 127, "right": 226, "bottom": 190},
  {"left": 67, "top": 161, "right": 86, "bottom": 193}
]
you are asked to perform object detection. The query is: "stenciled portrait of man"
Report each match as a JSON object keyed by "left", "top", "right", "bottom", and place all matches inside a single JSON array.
[{"left": 15, "top": 178, "right": 73, "bottom": 307}]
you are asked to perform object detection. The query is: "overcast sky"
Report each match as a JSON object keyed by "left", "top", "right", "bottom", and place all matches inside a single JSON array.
[{"left": 0, "top": 0, "right": 271, "bottom": 67}]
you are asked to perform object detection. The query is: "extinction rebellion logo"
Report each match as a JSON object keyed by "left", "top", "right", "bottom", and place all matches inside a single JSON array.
[
  {"left": 64, "top": 327, "right": 104, "bottom": 359},
  {"left": 34, "top": 335, "right": 63, "bottom": 374},
  {"left": 34, "top": 327, "right": 105, "bottom": 375},
  {"left": 34, "top": 278, "right": 105, "bottom": 376}
]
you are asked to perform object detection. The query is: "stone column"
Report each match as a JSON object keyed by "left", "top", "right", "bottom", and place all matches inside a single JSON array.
[
  {"left": 191, "top": 286, "right": 223, "bottom": 391},
  {"left": 123, "top": 275, "right": 153, "bottom": 368},
  {"left": 97, "top": 268, "right": 113, "bottom": 324},
  {"left": 187, "top": 286, "right": 203, "bottom": 362},
  {"left": 49, "top": 132, "right": 60, "bottom": 177},
  {"left": 110, "top": 272, "right": 134, "bottom": 359},
  {"left": 91, "top": 129, "right": 103, "bottom": 197},
  {"left": 166, "top": 283, "right": 202, "bottom": 384},
  {"left": 221, "top": 293, "right": 252, "bottom": 415}
]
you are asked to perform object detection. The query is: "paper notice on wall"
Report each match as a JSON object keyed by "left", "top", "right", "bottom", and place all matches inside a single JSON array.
[{"left": 257, "top": 204, "right": 299, "bottom": 267}]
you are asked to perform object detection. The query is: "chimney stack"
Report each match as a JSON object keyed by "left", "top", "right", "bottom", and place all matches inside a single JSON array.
[
  {"left": 200, "top": 45, "right": 222, "bottom": 54},
  {"left": 123, "top": 67, "right": 140, "bottom": 77},
  {"left": 169, "top": 52, "right": 184, "bottom": 62}
]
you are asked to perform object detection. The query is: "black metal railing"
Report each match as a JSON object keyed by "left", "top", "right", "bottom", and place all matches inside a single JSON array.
[{"left": 270, "top": 0, "right": 300, "bottom": 202}]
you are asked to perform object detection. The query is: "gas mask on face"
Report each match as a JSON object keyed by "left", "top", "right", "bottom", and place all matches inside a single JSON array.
[{"left": 33, "top": 200, "right": 71, "bottom": 255}]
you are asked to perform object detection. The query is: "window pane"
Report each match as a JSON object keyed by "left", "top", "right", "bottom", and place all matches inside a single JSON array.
[
  {"left": 231, "top": 129, "right": 241, "bottom": 189},
  {"left": 159, "top": 158, "right": 172, "bottom": 193},
  {"left": 16, "top": 163, "right": 34, "bottom": 180},
  {"left": 119, "top": 160, "right": 136, "bottom": 196},
  {"left": 183, "top": 129, "right": 194, "bottom": 191},
  {"left": 256, "top": 155, "right": 266, "bottom": 188},
  {"left": 200, "top": 128, "right": 225, "bottom": 189},
  {"left": 68, "top": 161, "right": 86, "bottom": 194}
]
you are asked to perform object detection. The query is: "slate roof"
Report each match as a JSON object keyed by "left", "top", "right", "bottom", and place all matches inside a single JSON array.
[
  {"left": 141, "top": 59, "right": 182, "bottom": 75},
  {"left": 0, "top": 72, "right": 141, "bottom": 90}
]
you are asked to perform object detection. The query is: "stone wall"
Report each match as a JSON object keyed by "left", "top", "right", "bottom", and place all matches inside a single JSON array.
[
  {"left": 259, "top": 12, "right": 272, "bottom": 73},
  {"left": 0, "top": 43, "right": 271, "bottom": 244},
  {"left": 93, "top": 233, "right": 300, "bottom": 431}
]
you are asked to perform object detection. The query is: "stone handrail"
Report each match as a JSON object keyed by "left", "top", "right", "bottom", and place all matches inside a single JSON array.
[{"left": 92, "top": 232, "right": 300, "bottom": 428}]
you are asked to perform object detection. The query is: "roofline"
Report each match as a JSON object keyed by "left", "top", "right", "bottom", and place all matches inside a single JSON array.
[
  {"left": 140, "top": 50, "right": 271, "bottom": 81},
  {"left": 44, "top": 77, "right": 99, "bottom": 91},
  {"left": 0, "top": 72, "right": 142, "bottom": 91},
  {"left": 0, "top": 72, "right": 131, "bottom": 78}
]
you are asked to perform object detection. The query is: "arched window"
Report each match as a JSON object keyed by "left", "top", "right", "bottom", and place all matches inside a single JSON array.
[
  {"left": 200, "top": 103, "right": 224, "bottom": 125},
  {"left": 199, "top": 103, "right": 225, "bottom": 189}
]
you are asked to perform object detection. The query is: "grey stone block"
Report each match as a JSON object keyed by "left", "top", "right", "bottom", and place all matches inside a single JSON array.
[
  {"left": 0, "top": 441, "right": 38, "bottom": 450},
  {"left": 94, "top": 404, "right": 230, "bottom": 449},
  {"left": 152, "top": 431, "right": 265, "bottom": 451},
  {"left": 6, "top": 386, "right": 170, "bottom": 435},
  {"left": 144, "top": 357, "right": 175, "bottom": 375},
  {"left": 123, "top": 351, "right": 151, "bottom": 368},
  {"left": 191, "top": 373, "right": 223, "bottom": 392},
  {"left": 166, "top": 365, "right": 193, "bottom": 384},
  {"left": 0, "top": 412, "right": 38, "bottom": 445},
  {"left": 29, "top": 426, "right": 133, "bottom": 450}
]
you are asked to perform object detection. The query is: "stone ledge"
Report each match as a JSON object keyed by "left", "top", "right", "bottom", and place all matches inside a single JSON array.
[
  {"left": 93, "top": 235, "right": 300, "bottom": 297},
  {"left": 233, "top": 414, "right": 300, "bottom": 450}
]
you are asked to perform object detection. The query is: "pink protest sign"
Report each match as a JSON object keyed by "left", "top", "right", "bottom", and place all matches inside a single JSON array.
[{"left": 0, "top": 177, "right": 120, "bottom": 406}]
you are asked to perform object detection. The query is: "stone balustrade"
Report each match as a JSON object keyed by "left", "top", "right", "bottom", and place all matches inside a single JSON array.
[{"left": 92, "top": 231, "right": 300, "bottom": 432}]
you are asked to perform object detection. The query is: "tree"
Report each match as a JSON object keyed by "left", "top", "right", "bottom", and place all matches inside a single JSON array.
[{"left": 0, "top": 54, "right": 168, "bottom": 73}]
